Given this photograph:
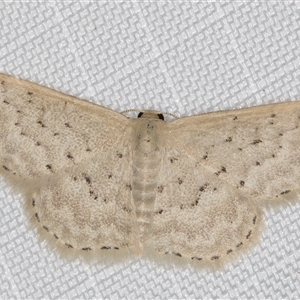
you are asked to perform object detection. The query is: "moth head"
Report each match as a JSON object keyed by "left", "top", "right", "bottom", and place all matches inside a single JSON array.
[
  {"left": 138, "top": 111, "right": 164, "bottom": 121},
  {"left": 121, "top": 109, "right": 177, "bottom": 121}
]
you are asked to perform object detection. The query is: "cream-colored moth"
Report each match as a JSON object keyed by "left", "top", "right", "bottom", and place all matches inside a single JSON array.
[{"left": 0, "top": 73, "right": 299, "bottom": 268}]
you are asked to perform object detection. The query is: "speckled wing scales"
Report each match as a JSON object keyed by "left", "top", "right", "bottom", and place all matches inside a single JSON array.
[
  {"left": 152, "top": 147, "right": 261, "bottom": 266},
  {"left": 31, "top": 149, "right": 137, "bottom": 259},
  {"left": 170, "top": 102, "right": 300, "bottom": 204},
  {"left": 0, "top": 73, "right": 137, "bottom": 259},
  {"left": 2, "top": 73, "right": 300, "bottom": 267},
  {"left": 152, "top": 102, "right": 300, "bottom": 266}
]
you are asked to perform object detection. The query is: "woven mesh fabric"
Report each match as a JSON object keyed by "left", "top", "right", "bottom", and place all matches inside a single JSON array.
[{"left": 0, "top": 2, "right": 299, "bottom": 299}]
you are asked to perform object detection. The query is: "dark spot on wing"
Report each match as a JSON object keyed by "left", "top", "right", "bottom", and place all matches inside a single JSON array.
[
  {"left": 170, "top": 157, "right": 178, "bottom": 163},
  {"left": 281, "top": 190, "right": 290, "bottom": 195},
  {"left": 211, "top": 256, "right": 220, "bottom": 260},
  {"left": 251, "top": 139, "right": 262, "bottom": 145},
  {"left": 253, "top": 215, "right": 257, "bottom": 224},
  {"left": 82, "top": 247, "right": 92, "bottom": 251},
  {"left": 122, "top": 206, "right": 132, "bottom": 213},
  {"left": 246, "top": 230, "right": 252, "bottom": 239},
  {"left": 157, "top": 185, "right": 164, "bottom": 193},
  {"left": 101, "top": 246, "right": 111, "bottom": 250},
  {"left": 215, "top": 166, "right": 227, "bottom": 176},
  {"left": 191, "top": 257, "right": 202, "bottom": 260},
  {"left": 191, "top": 198, "right": 199, "bottom": 206},
  {"left": 35, "top": 213, "right": 40, "bottom": 222},
  {"left": 37, "top": 120, "right": 46, "bottom": 127},
  {"left": 83, "top": 174, "right": 91, "bottom": 184},
  {"left": 199, "top": 183, "right": 209, "bottom": 192}
]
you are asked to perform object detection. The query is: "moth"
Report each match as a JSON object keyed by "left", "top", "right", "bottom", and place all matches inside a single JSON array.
[{"left": 0, "top": 73, "right": 299, "bottom": 268}]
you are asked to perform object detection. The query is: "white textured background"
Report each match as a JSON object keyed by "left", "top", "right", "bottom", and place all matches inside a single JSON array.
[{"left": 0, "top": 2, "right": 300, "bottom": 299}]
